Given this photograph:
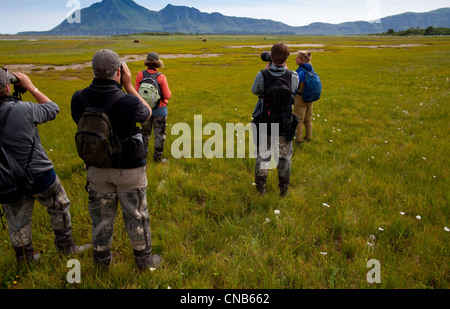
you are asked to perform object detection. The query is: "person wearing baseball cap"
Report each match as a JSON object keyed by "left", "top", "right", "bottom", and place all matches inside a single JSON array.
[
  {"left": 0, "top": 69, "right": 91, "bottom": 267},
  {"left": 71, "top": 50, "right": 161, "bottom": 271}
]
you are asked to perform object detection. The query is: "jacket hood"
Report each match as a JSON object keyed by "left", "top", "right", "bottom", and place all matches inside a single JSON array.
[{"left": 300, "top": 63, "right": 313, "bottom": 71}]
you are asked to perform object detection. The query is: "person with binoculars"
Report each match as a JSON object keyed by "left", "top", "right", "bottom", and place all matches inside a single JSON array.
[{"left": 0, "top": 69, "right": 91, "bottom": 267}]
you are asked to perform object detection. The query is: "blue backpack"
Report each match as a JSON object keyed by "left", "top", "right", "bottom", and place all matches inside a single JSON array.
[{"left": 299, "top": 66, "right": 322, "bottom": 103}]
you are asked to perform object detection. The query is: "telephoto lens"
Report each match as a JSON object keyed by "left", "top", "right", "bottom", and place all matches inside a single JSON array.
[{"left": 261, "top": 51, "right": 272, "bottom": 63}]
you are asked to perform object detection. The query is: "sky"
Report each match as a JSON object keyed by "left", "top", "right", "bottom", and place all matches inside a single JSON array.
[{"left": 0, "top": 0, "right": 448, "bottom": 34}]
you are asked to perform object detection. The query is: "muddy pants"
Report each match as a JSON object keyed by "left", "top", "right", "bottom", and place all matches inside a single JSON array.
[
  {"left": 142, "top": 116, "right": 167, "bottom": 162},
  {"left": 2, "top": 173, "right": 74, "bottom": 259},
  {"left": 255, "top": 135, "right": 293, "bottom": 192},
  {"left": 86, "top": 166, "right": 152, "bottom": 268}
]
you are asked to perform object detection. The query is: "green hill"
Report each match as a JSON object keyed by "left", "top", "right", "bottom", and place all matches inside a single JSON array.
[{"left": 18, "top": 1, "right": 450, "bottom": 35}]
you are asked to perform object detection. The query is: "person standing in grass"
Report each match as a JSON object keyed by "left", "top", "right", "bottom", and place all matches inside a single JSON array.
[
  {"left": 251, "top": 42, "right": 299, "bottom": 197},
  {"left": 71, "top": 50, "right": 161, "bottom": 271},
  {"left": 135, "top": 52, "right": 172, "bottom": 163},
  {"left": 294, "top": 51, "right": 316, "bottom": 143},
  {"left": 0, "top": 69, "right": 91, "bottom": 267}
]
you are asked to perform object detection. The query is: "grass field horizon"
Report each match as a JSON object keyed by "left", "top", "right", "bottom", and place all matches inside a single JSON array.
[{"left": 0, "top": 34, "right": 448, "bottom": 289}]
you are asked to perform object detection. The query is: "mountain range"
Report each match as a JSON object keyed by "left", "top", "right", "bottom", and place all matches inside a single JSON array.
[{"left": 19, "top": 0, "right": 450, "bottom": 36}]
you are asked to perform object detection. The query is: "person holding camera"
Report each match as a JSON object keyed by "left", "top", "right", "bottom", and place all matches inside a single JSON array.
[
  {"left": 0, "top": 69, "right": 91, "bottom": 266},
  {"left": 71, "top": 49, "right": 161, "bottom": 271},
  {"left": 135, "top": 52, "right": 172, "bottom": 163},
  {"left": 251, "top": 42, "right": 299, "bottom": 197}
]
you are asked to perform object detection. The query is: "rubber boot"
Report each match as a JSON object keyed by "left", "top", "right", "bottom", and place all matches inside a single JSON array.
[
  {"left": 134, "top": 247, "right": 162, "bottom": 271},
  {"left": 54, "top": 227, "right": 91, "bottom": 255},
  {"left": 255, "top": 175, "right": 267, "bottom": 196},
  {"left": 93, "top": 250, "right": 113, "bottom": 269},
  {"left": 279, "top": 177, "right": 290, "bottom": 197},
  {"left": 13, "top": 243, "right": 40, "bottom": 267}
]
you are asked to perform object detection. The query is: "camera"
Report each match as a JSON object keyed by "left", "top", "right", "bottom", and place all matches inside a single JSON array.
[{"left": 261, "top": 51, "right": 272, "bottom": 63}]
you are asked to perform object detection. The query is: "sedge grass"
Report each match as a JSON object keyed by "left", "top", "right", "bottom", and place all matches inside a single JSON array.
[{"left": 0, "top": 35, "right": 448, "bottom": 289}]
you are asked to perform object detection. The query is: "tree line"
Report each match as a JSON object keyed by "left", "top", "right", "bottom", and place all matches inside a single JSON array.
[{"left": 378, "top": 26, "right": 450, "bottom": 36}]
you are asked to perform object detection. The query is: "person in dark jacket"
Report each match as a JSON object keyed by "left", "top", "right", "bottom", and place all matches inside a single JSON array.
[{"left": 71, "top": 50, "right": 161, "bottom": 271}]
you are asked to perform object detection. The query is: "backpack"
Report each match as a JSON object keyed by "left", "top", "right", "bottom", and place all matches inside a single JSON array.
[
  {"left": 299, "top": 66, "right": 322, "bottom": 103},
  {"left": 254, "top": 69, "right": 298, "bottom": 141},
  {"left": 75, "top": 89, "right": 126, "bottom": 168},
  {"left": 0, "top": 102, "right": 36, "bottom": 204},
  {"left": 261, "top": 69, "right": 295, "bottom": 124},
  {"left": 139, "top": 71, "right": 162, "bottom": 109}
]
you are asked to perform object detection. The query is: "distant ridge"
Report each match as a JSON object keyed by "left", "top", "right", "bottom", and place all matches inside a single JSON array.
[{"left": 18, "top": 0, "right": 450, "bottom": 36}]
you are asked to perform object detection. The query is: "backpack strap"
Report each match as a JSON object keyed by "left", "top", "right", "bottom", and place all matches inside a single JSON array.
[
  {"left": 79, "top": 87, "right": 127, "bottom": 112},
  {"left": 0, "top": 102, "right": 16, "bottom": 134},
  {"left": 0, "top": 102, "right": 37, "bottom": 168},
  {"left": 140, "top": 70, "right": 164, "bottom": 107},
  {"left": 140, "top": 70, "right": 162, "bottom": 84}
]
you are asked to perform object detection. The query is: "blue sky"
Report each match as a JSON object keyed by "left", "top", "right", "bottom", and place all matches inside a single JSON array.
[{"left": 0, "top": 0, "right": 448, "bottom": 34}]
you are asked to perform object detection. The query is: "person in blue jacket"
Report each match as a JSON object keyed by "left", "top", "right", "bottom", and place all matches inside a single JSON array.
[{"left": 293, "top": 51, "right": 315, "bottom": 143}]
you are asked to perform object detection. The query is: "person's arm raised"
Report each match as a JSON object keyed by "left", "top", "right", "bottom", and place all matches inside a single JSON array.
[
  {"left": 120, "top": 63, "right": 152, "bottom": 120},
  {"left": 14, "top": 73, "right": 52, "bottom": 104}
]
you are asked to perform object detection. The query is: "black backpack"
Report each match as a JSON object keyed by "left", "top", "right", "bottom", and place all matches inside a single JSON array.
[
  {"left": 75, "top": 88, "right": 126, "bottom": 168},
  {"left": 0, "top": 102, "right": 36, "bottom": 204},
  {"left": 256, "top": 69, "right": 298, "bottom": 139}
]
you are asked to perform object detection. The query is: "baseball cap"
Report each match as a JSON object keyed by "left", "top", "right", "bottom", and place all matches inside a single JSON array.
[
  {"left": 0, "top": 69, "right": 15, "bottom": 90},
  {"left": 92, "top": 50, "right": 122, "bottom": 78}
]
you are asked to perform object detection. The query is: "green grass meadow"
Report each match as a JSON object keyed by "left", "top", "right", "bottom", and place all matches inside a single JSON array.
[{"left": 0, "top": 35, "right": 448, "bottom": 289}]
